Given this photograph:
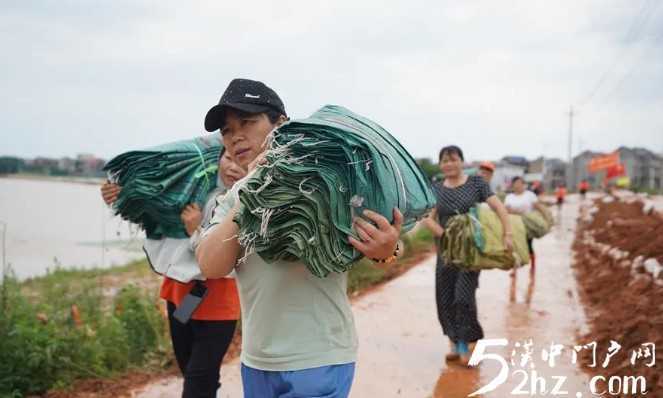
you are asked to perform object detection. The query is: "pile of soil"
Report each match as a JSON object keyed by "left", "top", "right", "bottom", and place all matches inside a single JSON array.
[
  {"left": 573, "top": 199, "right": 663, "bottom": 396},
  {"left": 43, "top": 369, "right": 179, "bottom": 398},
  {"left": 588, "top": 200, "right": 663, "bottom": 262}
]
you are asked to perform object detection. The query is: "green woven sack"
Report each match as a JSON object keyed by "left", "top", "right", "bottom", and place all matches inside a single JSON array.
[
  {"left": 104, "top": 136, "right": 222, "bottom": 239},
  {"left": 441, "top": 205, "right": 530, "bottom": 271},
  {"left": 522, "top": 209, "right": 552, "bottom": 239},
  {"left": 234, "top": 105, "right": 436, "bottom": 277}
]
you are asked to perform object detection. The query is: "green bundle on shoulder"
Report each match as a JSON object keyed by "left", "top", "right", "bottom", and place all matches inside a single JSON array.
[
  {"left": 522, "top": 207, "right": 553, "bottom": 239},
  {"left": 234, "top": 105, "right": 436, "bottom": 277},
  {"left": 440, "top": 205, "right": 530, "bottom": 271},
  {"left": 103, "top": 136, "right": 222, "bottom": 239}
]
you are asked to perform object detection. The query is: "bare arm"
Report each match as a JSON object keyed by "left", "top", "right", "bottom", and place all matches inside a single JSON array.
[
  {"left": 533, "top": 201, "right": 547, "bottom": 214},
  {"left": 195, "top": 203, "right": 242, "bottom": 278},
  {"left": 421, "top": 208, "right": 444, "bottom": 238},
  {"left": 486, "top": 195, "right": 514, "bottom": 251}
]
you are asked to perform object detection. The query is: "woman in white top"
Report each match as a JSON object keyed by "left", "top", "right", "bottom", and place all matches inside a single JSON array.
[{"left": 505, "top": 176, "right": 546, "bottom": 272}]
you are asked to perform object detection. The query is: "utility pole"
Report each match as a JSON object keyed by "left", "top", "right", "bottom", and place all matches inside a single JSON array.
[
  {"left": 567, "top": 106, "right": 574, "bottom": 189},
  {"left": 568, "top": 106, "right": 574, "bottom": 164}
]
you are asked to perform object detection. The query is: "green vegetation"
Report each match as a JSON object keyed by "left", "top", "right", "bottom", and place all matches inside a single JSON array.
[
  {"left": 631, "top": 185, "right": 663, "bottom": 195},
  {"left": 416, "top": 158, "right": 439, "bottom": 180},
  {"left": 0, "top": 262, "right": 169, "bottom": 398},
  {"left": 0, "top": 229, "right": 435, "bottom": 397},
  {"left": 347, "top": 227, "right": 434, "bottom": 294}
]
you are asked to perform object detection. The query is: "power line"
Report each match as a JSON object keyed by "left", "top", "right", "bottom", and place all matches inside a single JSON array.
[
  {"left": 578, "top": 0, "right": 658, "bottom": 108},
  {"left": 599, "top": 18, "right": 663, "bottom": 105}
]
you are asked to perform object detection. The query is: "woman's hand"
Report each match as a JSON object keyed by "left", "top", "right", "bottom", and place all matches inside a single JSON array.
[
  {"left": 503, "top": 232, "right": 514, "bottom": 252},
  {"left": 422, "top": 216, "right": 444, "bottom": 238},
  {"left": 181, "top": 204, "right": 203, "bottom": 236},
  {"left": 100, "top": 181, "right": 121, "bottom": 205},
  {"left": 349, "top": 208, "right": 403, "bottom": 260},
  {"left": 487, "top": 195, "right": 514, "bottom": 253}
]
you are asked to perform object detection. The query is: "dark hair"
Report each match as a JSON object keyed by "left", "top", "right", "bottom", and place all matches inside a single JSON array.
[
  {"left": 439, "top": 145, "right": 464, "bottom": 162},
  {"left": 511, "top": 176, "right": 524, "bottom": 184},
  {"left": 227, "top": 107, "right": 284, "bottom": 124},
  {"left": 265, "top": 109, "right": 285, "bottom": 124}
]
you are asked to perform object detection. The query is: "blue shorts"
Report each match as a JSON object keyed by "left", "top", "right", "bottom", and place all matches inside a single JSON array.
[{"left": 241, "top": 362, "right": 355, "bottom": 398}]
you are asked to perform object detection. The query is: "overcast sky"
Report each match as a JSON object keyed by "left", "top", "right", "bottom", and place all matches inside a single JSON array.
[{"left": 2, "top": 0, "right": 662, "bottom": 163}]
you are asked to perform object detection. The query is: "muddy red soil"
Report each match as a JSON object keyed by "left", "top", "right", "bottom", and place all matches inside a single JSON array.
[{"left": 573, "top": 198, "right": 663, "bottom": 397}]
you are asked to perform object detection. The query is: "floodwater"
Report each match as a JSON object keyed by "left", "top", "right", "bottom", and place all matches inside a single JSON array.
[
  {"left": 0, "top": 178, "right": 144, "bottom": 280},
  {"left": 138, "top": 195, "right": 593, "bottom": 398}
]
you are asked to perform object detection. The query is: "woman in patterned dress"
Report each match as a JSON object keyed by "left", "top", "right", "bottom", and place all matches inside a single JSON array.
[{"left": 423, "top": 145, "right": 513, "bottom": 366}]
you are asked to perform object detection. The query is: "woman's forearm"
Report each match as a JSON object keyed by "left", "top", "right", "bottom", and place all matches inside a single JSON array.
[
  {"left": 422, "top": 217, "right": 445, "bottom": 237},
  {"left": 487, "top": 196, "right": 512, "bottom": 235},
  {"left": 421, "top": 208, "right": 444, "bottom": 237},
  {"left": 534, "top": 201, "right": 547, "bottom": 214},
  {"left": 196, "top": 211, "right": 242, "bottom": 278}
]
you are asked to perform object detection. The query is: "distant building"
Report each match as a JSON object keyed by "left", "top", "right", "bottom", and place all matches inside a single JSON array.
[
  {"left": 57, "top": 157, "right": 76, "bottom": 174},
  {"left": 30, "top": 157, "right": 60, "bottom": 174},
  {"left": 524, "top": 156, "right": 543, "bottom": 185},
  {"left": 618, "top": 147, "right": 662, "bottom": 191},
  {"left": 491, "top": 160, "right": 526, "bottom": 193},
  {"left": 542, "top": 158, "right": 567, "bottom": 192},
  {"left": 568, "top": 150, "right": 603, "bottom": 190},
  {"left": 75, "top": 153, "right": 105, "bottom": 176},
  {"left": 569, "top": 147, "right": 662, "bottom": 192}
]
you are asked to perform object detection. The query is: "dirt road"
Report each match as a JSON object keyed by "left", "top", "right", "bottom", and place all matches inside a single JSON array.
[{"left": 137, "top": 196, "right": 591, "bottom": 397}]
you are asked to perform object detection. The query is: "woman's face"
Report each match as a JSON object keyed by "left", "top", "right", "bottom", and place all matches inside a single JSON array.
[
  {"left": 513, "top": 179, "right": 525, "bottom": 194},
  {"left": 439, "top": 152, "right": 463, "bottom": 178},
  {"left": 219, "top": 151, "right": 246, "bottom": 189},
  {"left": 220, "top": 110, "right": 278, "bottom": 170}
]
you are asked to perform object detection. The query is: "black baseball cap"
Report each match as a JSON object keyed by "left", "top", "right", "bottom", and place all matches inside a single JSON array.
[{"left": 204, "top": 78, "right": 287, "bottom": 132}]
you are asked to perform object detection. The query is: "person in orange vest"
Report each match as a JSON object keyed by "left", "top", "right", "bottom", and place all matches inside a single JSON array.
[
  {"left": 578, "top": 179, "right": 589, "bottom": 200},
  {"left": 555, "top": 184, "right": 567, "bottom": 207},
  {"left": 477, "top": 161, "right": 495, "bottom": 184}
]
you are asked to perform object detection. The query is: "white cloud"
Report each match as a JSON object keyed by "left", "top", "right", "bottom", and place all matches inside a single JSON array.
[{"left": 1, "top": 0, "right": 662, "bottom": 161}]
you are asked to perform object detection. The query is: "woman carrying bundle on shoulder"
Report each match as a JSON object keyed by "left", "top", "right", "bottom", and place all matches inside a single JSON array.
[
  {"left": 422, "top": 145, "right": 513, "bottom": 367},
  {"left": 504, "top": 176, "right": 548, "bottom": 274},
  {"left": 100, "top": 146, "right": 244, "bottom": 398}
]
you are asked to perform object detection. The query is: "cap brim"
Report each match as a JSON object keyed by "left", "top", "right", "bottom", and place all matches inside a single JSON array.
[{"left": 204, "top": 102, "right": 274, "bottom": 132}]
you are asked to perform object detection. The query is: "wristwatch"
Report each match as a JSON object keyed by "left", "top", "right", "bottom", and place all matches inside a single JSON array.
[{"left": 372, "top": 241, "right": 401, "bottom": 264}]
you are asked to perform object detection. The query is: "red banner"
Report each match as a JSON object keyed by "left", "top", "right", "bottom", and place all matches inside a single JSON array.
[
  {"left": 588, "top": 152, "right": 619, "bottom": 173},
  {"left": 606, "top": 163, "right": 626, "bottom": 179}
]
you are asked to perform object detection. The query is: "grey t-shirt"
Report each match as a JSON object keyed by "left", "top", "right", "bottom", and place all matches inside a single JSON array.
[{"left": 206, "top": 186, "right": 358, "bottom": 371}]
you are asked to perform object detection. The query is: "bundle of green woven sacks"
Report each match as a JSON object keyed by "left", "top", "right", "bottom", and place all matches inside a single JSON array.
[
  {"left": 440, "top": 205, "right": 530, "bottom": 271},
  {"left": 234, "top": 105, "right": 436, "bottom": 277},
  {"left": 522, "top": 207, "right": 553, "bottom": 239},
  {"left": 103, "top": 136, "right": 222, "bottom": 239}
]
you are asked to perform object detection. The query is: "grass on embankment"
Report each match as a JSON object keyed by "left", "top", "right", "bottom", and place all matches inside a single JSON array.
[{"left": 0, "top": 228, "right": 434, "bottom": 397}]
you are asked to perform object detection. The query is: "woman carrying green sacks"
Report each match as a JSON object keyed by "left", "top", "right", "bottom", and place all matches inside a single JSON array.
[
  {"left": 422, "top": 145, "right": 513, "bottom": 367},
  {"left": 196, "top": 78, "right": 404, "bottom": 397},
  {"left": 504, "top": 176, "right": 549, "bottom": 274}
]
